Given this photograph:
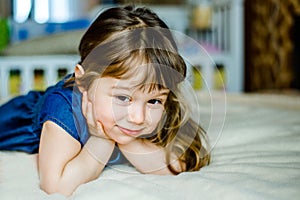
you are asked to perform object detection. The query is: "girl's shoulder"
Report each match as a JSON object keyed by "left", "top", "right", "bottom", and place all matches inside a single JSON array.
[
  {"left": 39, "top": 73, "right": 79, "bottom": 122},
  {"left": 43, "top": 73, "right": 75, "bottom": 102},
  {"left": 37, "top": 73, "right": 87, "bottom": 143}
]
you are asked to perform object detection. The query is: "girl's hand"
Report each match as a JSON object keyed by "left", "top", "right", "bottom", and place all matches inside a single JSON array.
[
  {"left": 81, "top": 91, "right": 110, "bottom": 140},
  {"left": 81, "top": 91, "right": 115, "bottom": 167}
]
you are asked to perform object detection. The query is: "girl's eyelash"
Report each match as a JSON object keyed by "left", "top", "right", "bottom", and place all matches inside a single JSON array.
[
  {"left": 148, "top": 99, "right": 162, "bottom": 105},
  {"left": 113, "top": 94, "right": 165, "bottom": 105},
  {"left": 115, "top": 95, "right": 131, "bottom": 102}
]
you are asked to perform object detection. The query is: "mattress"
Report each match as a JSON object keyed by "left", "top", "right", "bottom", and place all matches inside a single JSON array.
[{"left": 0, "top": 92, "right": 299, "bottom": 199}]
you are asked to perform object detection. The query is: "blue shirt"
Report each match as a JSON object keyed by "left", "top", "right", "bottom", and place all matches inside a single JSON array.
[
  {"left": 37, "top": 75, "right": 89, "bottom": 145},
  {"left": 0, "top": 74, "right": 126, "bottom": 165}
]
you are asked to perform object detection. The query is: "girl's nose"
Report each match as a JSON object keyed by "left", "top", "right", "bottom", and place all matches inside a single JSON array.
[{"left": 127, "top": 103, "right": 145, "bottom": 124}]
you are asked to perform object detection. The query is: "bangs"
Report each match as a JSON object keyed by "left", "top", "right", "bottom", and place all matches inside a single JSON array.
[
  {"left": 102, "top": 49, "right": 183, "bottom": 92},
  {"left": 79, "top": 27, "right": 186, "bottom": 91}
]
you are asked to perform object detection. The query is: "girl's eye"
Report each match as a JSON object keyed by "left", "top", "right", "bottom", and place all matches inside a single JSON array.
[
  {"left": 114, "top": 95, "right": 131, "bottom": 105},
  {"left": 148, "top": 99, "right": 162, "bottom": 105}
]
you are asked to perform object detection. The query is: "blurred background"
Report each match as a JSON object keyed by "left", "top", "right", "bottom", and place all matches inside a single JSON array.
[{"left": 0, "top": 0, "right": 299, "bottom": 94}]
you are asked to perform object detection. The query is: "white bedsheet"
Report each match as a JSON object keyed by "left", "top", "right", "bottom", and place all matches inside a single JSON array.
[{"left": 1, "top": 93, "right": 300, "bottom": 200}]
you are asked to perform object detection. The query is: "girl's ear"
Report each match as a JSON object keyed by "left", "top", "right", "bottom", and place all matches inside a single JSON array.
[
  {"left": 75, "top": 64, "right": 86, "bottom": 92},
  {"left": 75, "top": 64, "right": 85, "bottom": 78}
]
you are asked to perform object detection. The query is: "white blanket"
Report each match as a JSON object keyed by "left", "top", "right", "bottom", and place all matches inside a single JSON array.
[{"left": 1, "top": 93, "right": 300, "bottom": 200}]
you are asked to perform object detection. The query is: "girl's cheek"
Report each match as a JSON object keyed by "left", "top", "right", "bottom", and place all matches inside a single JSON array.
[
  {"left": 111, "top": 104, "right": 128, "bottom": 121},
  {"left": 148, "top": 108, "right": 164, "bottom": 125}
]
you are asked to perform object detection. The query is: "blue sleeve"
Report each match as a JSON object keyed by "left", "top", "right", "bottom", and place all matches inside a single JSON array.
[{"left": 39, "top": 92, "right": 81, "bottom": 142}]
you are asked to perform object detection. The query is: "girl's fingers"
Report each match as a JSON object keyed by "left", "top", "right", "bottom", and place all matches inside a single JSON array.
[
  {"left": 96, "top": 121, "right": 104, "bottom": 132},
  {"left": 82, "top": 91, "right": 108, "bottom": 138},
  {"left": 86, "top": 98, "right": 96, "bottom": 127},
  {"left": 96, "top": 121, "right": 110, "bottom": 139},
  {"left": 82, "top": 91, "right": 95, "bottom": 127},
  {"left": 81, "top": 91, "right": 88, "bottom": 118}
]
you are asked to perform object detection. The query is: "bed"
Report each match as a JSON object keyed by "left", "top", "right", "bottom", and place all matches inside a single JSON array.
[
  {"left": 1, "top": 92, "right": 299, "bottom": 199},
  {"left": 2, "top": 0, "right": 300, "bottom": 199}
]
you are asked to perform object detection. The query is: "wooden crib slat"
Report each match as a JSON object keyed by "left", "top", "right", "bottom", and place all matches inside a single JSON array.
[
  {"left": 21, "top": 66, "right": 34, "bottom": 95},
  {"left": 45, "top": 65, "right": 57, "bottom": 88},
  {"left": 0, "top": 55, "right": 79, "bottom": 101},
  {"left": 223, "top": 6, "right": 229, "bottom": 52},
  {"left": 228, "top": 0, "right": 244, "bottom": 92},
  {"left": 0, "top": 66, "right": 9, "bottom": 100},
  {"left": 216, "top": 7, "right": 222, "bottom": 51}
]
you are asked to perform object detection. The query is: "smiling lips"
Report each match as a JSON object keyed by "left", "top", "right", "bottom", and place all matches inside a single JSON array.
[{"left": 117, "top": 125, "right": 144, "bottom": 136}]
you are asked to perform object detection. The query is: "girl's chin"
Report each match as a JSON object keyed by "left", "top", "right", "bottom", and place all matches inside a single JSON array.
[{"left": 112, "top": 135, "right": 136, "bottom": 145}]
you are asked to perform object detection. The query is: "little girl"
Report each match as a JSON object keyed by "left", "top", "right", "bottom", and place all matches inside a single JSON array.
[{"left": 0, "top": 5, "right": 210, "bottom": 196}]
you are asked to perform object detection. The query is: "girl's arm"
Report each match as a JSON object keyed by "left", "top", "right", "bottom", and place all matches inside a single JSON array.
[
  {"left": 118, "top": 139, "right": 184, "bottom": 175},
  {"left": 38, "top": 120, "right": 115, "bottom": 196}
]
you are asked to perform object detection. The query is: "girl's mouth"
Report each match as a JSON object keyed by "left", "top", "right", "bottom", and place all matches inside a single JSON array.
[{"left": 117, "top": 125, "right": 144, "bottom": 136}]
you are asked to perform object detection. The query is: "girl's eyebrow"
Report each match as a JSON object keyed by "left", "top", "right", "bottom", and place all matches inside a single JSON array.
[
  {"left": 112, "top": 85, "right": 169, "bottom": 95},
  {"left": 111, "top": 85, "right": 131, "bottom": 91},
  {"left": 156, "top": 90, "right": 169, "bottom": 96}
]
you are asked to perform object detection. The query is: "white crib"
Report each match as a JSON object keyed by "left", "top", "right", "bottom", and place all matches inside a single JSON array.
[
  {"left": 186, "top": 0, "right": 244, "bottom": 93},
  {"left": 0, "top": 0, "right": 244, "bottom": 102},
  {"left": 0, "top": 55, "right": 78, "bottom": 101}
]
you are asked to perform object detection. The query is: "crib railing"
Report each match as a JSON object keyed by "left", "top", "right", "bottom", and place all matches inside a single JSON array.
[
  {"left": 0, "top": 55, "right": 79, "bottom": 101},
  {"left": 187, "top": 0, "right": 244, "bottom": 92},
  {"left": 212, "top": 0, "right": 244, "bottom": 92},
  {"left": 0, "top": 0, "right": 244, "bottom": 103}
]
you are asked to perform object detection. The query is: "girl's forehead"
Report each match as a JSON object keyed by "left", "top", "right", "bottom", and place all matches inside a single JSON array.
[
  {"left": 116, "top": 61, "right": 164, "bottom": 85},
  {"left": 100, "top": 76, "right": 170, "bottom": 95},
  {"left": 113, "top": 76, "right": 167, "bottom": 92},
  {"left": 102, "top": 50, "right": 178, "bottom": 91}
]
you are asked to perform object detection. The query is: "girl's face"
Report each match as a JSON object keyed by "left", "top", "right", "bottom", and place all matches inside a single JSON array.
[{"left": 87, "top": 76, "right": 169, "bottom": 145}]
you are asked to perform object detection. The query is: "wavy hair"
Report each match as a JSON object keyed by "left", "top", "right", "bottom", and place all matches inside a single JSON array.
[{"left": 66, "top": 5, "right": 210, "bottom": 174}]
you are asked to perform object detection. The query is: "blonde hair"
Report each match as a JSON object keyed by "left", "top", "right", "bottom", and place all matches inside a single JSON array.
[{"left": 68, "top": 5, "right": 210, "bottom": 174}]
